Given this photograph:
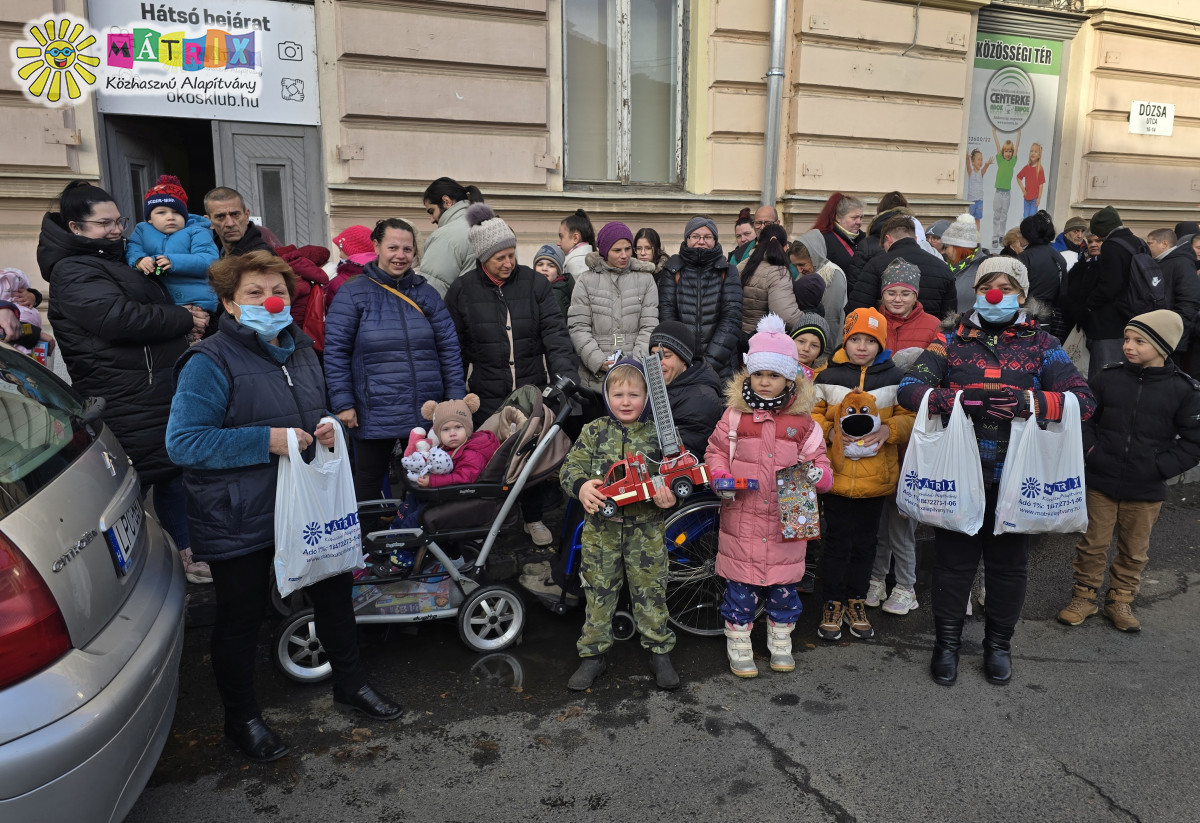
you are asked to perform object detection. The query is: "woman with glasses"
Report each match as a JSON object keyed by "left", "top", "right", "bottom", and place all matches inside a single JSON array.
[
  {"left": 657, "top": 216, "right": 743, "bottom": 380},
  {"left": 37, "top": 180, "right": 210, "bottom": 581}
]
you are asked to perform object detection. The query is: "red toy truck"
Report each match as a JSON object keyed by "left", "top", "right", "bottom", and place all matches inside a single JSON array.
[{"left": 596, "top": 451, "right": 710, "bottom": 519}]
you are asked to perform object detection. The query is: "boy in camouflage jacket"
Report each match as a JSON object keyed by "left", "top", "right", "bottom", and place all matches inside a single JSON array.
[{"left": 560, "top": 358, "right": 680, "bottom": 691}]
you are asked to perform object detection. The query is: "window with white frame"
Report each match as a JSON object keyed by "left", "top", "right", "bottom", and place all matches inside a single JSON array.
[{"left": 564, "top": 0, "right": 683, "bottom": 185}]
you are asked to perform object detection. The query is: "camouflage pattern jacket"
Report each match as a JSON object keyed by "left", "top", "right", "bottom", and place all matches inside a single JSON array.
[{"left": 560, "top": 417, "right": 663, "bottom": 524}]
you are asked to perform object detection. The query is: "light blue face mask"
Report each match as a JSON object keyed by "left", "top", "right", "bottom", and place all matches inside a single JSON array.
[
  {"left": 237, "top": 303, "right": 292, "bottom": 341},
  {"left": 974, "top": 292, "right": 1020, "bottom": 324}
]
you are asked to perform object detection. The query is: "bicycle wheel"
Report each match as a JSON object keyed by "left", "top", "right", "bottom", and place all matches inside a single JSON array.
[{"left": 663, "top": 498, "right": 729, "bottom": 636}]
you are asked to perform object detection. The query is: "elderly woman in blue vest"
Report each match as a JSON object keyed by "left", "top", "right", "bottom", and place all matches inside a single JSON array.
[
  {"left": 166, "top": 251, "right": 401, "bottom": 763},
  {"left": 324, "top": 218, "right": 466, "bottom": 501}
]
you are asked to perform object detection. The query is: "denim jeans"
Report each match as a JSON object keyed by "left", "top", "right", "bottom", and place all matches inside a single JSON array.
[{"left": 143, "top": 474, "right": 190, "bottom": 552}]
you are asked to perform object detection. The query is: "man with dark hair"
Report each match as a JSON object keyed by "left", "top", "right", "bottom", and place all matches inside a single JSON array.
[
  {"left": 204, "top": 187, "right": 278, "bottom": 257},
  {"left": 1079, "top": 206, "right": 1143, "bottom": 376},
  {"left": 847, "top": 215, "right": 956, "bottom": 317},
  {"left": 1147, "top": 227, "right": 1200, "bottom": 363},
  {"left": 648, "top": 321, "right": 724, "bottom": 457}
]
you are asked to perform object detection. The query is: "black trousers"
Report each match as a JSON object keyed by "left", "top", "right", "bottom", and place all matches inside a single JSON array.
[
  {"left": 210, "top": 548, "right": 366, "bottom": 723},
  {"left": 819, "top": 494, "right": 886, "bottom": 604},
  {"left": 352, "top": 436, "right": 401, "bottom": 502},
  {"left": 931, "top": 485, "right": 1029, "bottom": 628}
]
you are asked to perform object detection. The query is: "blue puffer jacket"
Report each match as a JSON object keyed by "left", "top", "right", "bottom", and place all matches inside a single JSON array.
[
  {"left": 126, "top": 215, "right": 220, "bottom": 311},
  {"left": 324, "top": 262, "right": 466, "bottom": 438}
]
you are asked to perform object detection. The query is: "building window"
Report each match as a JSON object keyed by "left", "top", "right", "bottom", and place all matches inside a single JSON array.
[{"left": 564, "top": 0, "right": 682, "bottom": 185}]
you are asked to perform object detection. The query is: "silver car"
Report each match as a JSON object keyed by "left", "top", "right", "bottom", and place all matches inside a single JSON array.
[{"left": 0, "top": 345, "right": 185, "bottom": 823}]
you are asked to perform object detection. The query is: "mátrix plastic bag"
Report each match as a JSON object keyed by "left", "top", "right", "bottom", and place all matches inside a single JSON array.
[
  {"left": 274, "top": 418, "right": 365, "bottom": 597},
  {"left": 994, "top": 392, "right": 1088, "bottom": 535},
  {"left": 897, "top": 390, "right": 985, "bottom": 535}
]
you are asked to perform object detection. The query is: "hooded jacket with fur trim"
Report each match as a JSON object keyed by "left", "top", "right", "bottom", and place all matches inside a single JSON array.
[
  {"left": 812, "top": 350, "right": 915, "bottom": 498},
  {"left": 705, "top": 371, "right": 833, "bottom": 586}
]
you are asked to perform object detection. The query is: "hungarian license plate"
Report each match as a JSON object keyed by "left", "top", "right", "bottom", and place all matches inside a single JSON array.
[{"left": 104, "top": 499, "right": 143, "bottom": 576}]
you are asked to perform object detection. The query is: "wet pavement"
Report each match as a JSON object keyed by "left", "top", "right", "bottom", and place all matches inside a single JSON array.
[{"left": 127, "top": 489, "right": 1200, "bottom": 823}]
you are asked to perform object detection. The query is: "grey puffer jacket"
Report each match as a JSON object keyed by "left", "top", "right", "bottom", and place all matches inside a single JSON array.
[
  {"left": 568, "top": 252, "right": 659, "bottom": 390},
  {"left": 418, "top": 200, "right": 475, "bottom": 297},
  {"left": 738, "top": 260, "right": 802, "bottom": 335}
]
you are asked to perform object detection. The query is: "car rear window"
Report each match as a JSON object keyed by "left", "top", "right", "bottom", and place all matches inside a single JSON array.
[{"left": 0, "top": 348, "right": 92, "bottom": 517}]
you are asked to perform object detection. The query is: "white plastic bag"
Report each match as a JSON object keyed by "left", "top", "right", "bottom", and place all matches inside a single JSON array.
[
  {"left": 274, "top": 417, "right": 365, "bottom": 597},
  {"left": 897, "top": 390, "right": 985, "bottom": 535},
  {"left": 1062, "top": 327, "right": 1089, "bottom": 377},
  {"left": 994, "top": 392, "right": 1088, "bottom": 535}
]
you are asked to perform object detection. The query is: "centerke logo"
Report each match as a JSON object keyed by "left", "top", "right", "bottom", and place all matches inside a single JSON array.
[
  {"left": 12, "top": 16, "right": 100, "bottom": 105},
  {"left": 985, "top": 65, "right": 1035, "bottom": 132}
]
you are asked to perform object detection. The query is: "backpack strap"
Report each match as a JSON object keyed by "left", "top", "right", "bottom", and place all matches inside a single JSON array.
[{"left": 727, "top": 409, "right": 742, "bottom": 465}]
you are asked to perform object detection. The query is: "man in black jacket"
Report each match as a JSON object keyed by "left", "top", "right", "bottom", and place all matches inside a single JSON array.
[
  {"left": 649, "top": 321, "right": 723, "bottom": 457},
  {"left": 1081, "top": 206, "right": 1141, "bottom": 377},
  {"left": 847, "top": 215, "right": 956, "bottom": 319},
  {"left": 204, "top": 186, "right": 277, "bottom": 257},
  {"left": 1148, "top": 227, "right": 1200, "bottom": 363}
]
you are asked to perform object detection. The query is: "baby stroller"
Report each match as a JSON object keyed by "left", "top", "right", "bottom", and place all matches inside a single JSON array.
[{"left": 273, "top": 379, "right": 578, "bottom": 684}]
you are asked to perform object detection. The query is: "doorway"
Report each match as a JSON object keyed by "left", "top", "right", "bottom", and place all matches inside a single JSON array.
[{"left": 103, "top": 116, "right": 215, "bottom": 231}]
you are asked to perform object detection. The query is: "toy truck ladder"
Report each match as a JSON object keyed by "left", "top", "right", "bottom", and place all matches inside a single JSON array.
[{"left": 642, "top": 351, "right": 682, "bottom": 458}]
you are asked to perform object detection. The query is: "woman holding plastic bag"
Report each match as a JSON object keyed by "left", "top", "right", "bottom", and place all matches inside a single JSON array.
[
  {"left": 167, "top": 251, "right": 401, "bottom": 763},
  {"left": 897, "top": 257, "right": 1094, "bottom": 687}
]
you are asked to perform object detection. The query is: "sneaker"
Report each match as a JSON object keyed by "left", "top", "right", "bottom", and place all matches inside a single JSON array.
[
  {"left": 817, "top": 601, "right": 844, "bottom": 641},
  {"left": 1103, "top": 589, "right": 1140, "bottom": 633},
  {"left": 1057, "top": 584, "right": 1099, "bottom": 626},
  {"left": 522, "top": 559, "right": 552, "bottom": 578},
  {"left": 865, "top": 578, "right": 887, "bottom": 608},
  {"left": 519, "top": 574, "right": 579, "bottom": 605},
  {"left": 881, "top": 586, "right": 919, "bottom": 615},
  {"left": 180, "top": 548, "right": 212, "bottom": 584},
  {"left": 843, "top": 598, "right": 875, "bottom": 639},
  {"left": 524, "top": 521, "right": 553, "bottom": 547},
  {"left": 796, "top": 568, "right": 816, "bottom": 594}
]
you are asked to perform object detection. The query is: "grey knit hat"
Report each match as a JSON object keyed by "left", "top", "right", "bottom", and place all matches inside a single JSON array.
[
  {"left": 974, "top": 256, "right": 1030, "bottom": 293},
  {"left": 881, "top": 258, "right": 922, "bottom": 294},
  {"left": 926, "top": 219, "right": 951, "bottom": 239},
  {"left": 532, "top": 243, "right": 565, "bottom": 274},
  {"left": 684, "top": 215, "right": 718, "bottom": 242},
  {"left": 467, "top": 203, "right": 517, "bottom": 263},
  {"left": 940, "top": 213, "right": 979, "bottom": 249}
]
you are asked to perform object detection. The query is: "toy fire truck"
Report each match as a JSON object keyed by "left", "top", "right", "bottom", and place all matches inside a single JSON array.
[{"left": 595, "top": 352, "right": 712, "bottom": 519}]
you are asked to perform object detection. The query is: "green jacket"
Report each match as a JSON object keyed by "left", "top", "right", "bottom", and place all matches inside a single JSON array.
[{"left": 560, "top": 417, "right": 663, "bottom": 523}]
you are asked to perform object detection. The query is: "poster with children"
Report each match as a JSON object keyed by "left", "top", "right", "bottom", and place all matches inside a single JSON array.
[{"left": 967, "top": 32, "right": 1063, "bottom": 251}]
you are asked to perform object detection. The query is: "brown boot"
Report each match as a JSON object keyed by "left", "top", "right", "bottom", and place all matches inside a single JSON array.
[
  {"left": 1103, "top": 589, "right": 1140, "bottom": 632},
  {"left": 1057, "top": 585, "right": 1099, "bottom": 626}
]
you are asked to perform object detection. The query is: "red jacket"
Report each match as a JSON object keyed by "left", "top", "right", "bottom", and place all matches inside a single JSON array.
[
  {"left": 428, "top": 430, "right": 501, "bottom": 488},
  {"left": 276, "top": 244, "right": 330, "bottom": 327},
  {"left": 884, "top": 302, "right": 940, "bottom": 353}
]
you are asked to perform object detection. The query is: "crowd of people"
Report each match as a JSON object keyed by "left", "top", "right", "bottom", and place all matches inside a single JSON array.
[{"left": 24, "top": 173, "right": 1200, "bottom": 758}]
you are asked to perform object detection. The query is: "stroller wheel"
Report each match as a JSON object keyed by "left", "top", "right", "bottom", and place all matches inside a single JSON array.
[
  {"left": 273, "top": 608, "right": 333, "bottom": 683},
  {"left": 458, "top": 584, "right": 525, "bottom": 652},
  {"left": 269, "top": 575, "right": 311, "bottom": 617},
  {"left": 612, "top": 610, "right": 636, "bottom": 641}
]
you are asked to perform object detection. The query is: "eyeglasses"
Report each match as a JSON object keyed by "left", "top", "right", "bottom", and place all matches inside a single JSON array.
[
  {"left": 752, "top": 220, "right": 777, "bottom": 229},
  {"left": 688, "top": 233, "right": 716, "bottom": 245},
  {"left": 77, "top": 217, "right": 129, "bottom": 231}
]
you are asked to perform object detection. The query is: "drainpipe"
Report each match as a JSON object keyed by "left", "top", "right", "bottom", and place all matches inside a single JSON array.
[{"left": 761, "top": 0, "right": 789, "bottom": 207}]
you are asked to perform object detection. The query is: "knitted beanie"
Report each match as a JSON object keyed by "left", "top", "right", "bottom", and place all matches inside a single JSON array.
[
  {"left": 842, "top": 307, "right": 887, "bottom": 351},
  {"left": 684, "top": 215, "right": 718, "bottom": 243},
  {"left": 1126, "top": 310, "right": 1183, "bottom": 360},
  {"left": 745, "top": 314, "right": 799, "bottom": 377},
  {"left": 1174, "top": 221, "right": 1200, "bottom": 239},
  {"left": 421, "top": 394, "right": 482, "bottom": 441},
  {"left": 940, "top": 213, "right": 979, "bottom": 249},
  {"left": 881, "top": 258, "right": 921, "bottom": 294},
  {"left": 974, "top": 256, "right": 1030, "bottom": 293},
  {"left": 532, "top": 243, "right": 565, "bottom": 275},
  {"left": 1089, "top": 206, "right": 1122, "bottom": 239},
  {"left": 466, "top": 203, "right": 517, "bottom": 263},
  {"left": 596, "top": 222, "right": 634, "bottom": 258},
  {"left": 926, "top": 219, "right": 951, "bottom": 239},
  {"left": 790, "top": 312, "right": 830, "bottom": 355},
  {"left": 649, "top": 320, "right": 696, "bottom": 365},
  {"left": 1063, "top": 216, "right": 1088, "bottom": 233},
  {"left": 333, "top": 225, "right": 373, "bottom": 258},
  {"left": 144, "top": 174, "right": 188, "bottom": 220}
]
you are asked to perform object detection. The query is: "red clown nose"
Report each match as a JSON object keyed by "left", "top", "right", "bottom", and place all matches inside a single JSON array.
[
  {"left": 985, "top": 288, "right": 1004, "bottom": 304},
  {"left": 263, "top": 296, "right": 285, "bottom": 314}
]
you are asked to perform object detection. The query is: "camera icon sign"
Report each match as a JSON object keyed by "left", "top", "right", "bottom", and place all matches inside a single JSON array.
[{"left": 278, "top": 41, "right": 303, "bottom": 61}]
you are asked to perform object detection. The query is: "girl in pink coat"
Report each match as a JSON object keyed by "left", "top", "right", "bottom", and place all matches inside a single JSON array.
[{"left": 706, "top": 314, "right": 833, "bottom": 678}]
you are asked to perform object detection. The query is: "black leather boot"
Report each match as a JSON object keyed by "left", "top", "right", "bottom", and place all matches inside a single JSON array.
[
  {"left": 983, "top": 621, "right": 1014, "bottom": 685},
  {"left": 930, "top": 617, "right": 964, "bottom": 686}
]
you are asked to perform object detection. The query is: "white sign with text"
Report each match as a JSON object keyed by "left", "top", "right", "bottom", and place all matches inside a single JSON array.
[{"left": 1129, "top": 101, "right": 1174, "bottom": 136}]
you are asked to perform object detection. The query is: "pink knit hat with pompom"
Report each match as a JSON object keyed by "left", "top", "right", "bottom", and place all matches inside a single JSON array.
[{"left": 745, "top": 313, "right": 799, "bottom": 377}]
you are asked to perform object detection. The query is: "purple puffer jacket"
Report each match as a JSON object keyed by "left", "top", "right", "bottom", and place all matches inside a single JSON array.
[{"left": 705, "top": 372, "right": 834, "bottom": 587}]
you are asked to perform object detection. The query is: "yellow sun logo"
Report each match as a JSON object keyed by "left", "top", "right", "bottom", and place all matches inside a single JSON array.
[{"left": 13, "top": 16, "right": 100, "bottom": 105}]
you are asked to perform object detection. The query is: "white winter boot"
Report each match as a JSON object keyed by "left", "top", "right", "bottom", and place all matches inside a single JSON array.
[
  {"left": 766, "top": 620, "right": 796, "bottom": 672},
  {"left": 724, "top": 622, "right": 758, "bottom": 678}
]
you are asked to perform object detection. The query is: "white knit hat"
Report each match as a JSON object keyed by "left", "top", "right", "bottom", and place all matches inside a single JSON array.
[{"left": 940, "top": 213, "right": 979, "bottom": 249}]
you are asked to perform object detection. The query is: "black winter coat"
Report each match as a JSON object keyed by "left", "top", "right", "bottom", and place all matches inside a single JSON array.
[
  {"left": 215, "top": 221, "right": 274, "bottom": 257},
  {"left": 821, "top": 228, "right": 864, "bottom": 282},
  {"left": 1017, "top": 241, "right": 1067, "bottom": 306},
  {"left": 847, "top": 237, "right": 956, "bottom": 320},
  {"left": 1083, "top": 362, "right": 1200, "bottom": 501},
  {"left": 1160, "top": 241, "right": 1200, "bottom": 352},
  {"left": 445, "top": 265, "right": 577, "bottom": 420},
  {"left": 855, "top": 209, "right": 907, "bottom": 269},
  {"left": 667, "top": 360, "right": 724, "bottom": 457},
  {"left": 658, "top": 245, "right": 744, "bottom": 380},
  {"left": 1084, "top": 227, "right": 1141, "bottom": 340},
  {"left": 37, "top": 213, "right": 192, "bottom": 483}
]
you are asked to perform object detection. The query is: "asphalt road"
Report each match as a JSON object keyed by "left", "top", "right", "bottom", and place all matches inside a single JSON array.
[{"left": 127, "top": 489, "right": 1200, "bottom": 823}]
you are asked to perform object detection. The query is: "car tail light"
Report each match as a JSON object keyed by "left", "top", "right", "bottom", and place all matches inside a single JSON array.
[{"left": 0, "top": 532, "right": 71, "bottom": 689}]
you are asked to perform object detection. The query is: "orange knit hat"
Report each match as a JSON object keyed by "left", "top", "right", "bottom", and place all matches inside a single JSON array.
[{"left": 842, "top": 307, "right": 887, "bottom": 351}]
